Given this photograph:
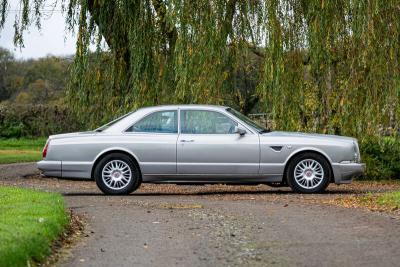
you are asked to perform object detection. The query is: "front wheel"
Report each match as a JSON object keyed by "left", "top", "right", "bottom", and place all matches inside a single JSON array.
[
  {"left": 286, "top": 152, "right": 331, "bottom": 193},
  {"left": 94, "top": 153, "right": 141, "bottom": 195}
]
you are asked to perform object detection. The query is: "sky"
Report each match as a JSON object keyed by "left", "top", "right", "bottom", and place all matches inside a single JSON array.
[{"left": 0, "top": 0, "right": 77, "bottom": 59}]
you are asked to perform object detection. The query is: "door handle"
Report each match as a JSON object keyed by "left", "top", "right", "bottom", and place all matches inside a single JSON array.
[{"left": 180, "top": 139, "right": 194, "bottom": 142}]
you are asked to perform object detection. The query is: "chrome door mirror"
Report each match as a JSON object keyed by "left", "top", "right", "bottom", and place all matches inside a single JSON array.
[{"left": 234, "top": 126, "right": 246, "bottom": 136}]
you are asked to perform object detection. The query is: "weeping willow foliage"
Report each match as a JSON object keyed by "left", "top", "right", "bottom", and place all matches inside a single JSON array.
[
  {"left": 260, "top": 0, "right": 400, "bottom": 136},
  {"left": 1, "top": 0, "right": 399, "bottom": 137}
]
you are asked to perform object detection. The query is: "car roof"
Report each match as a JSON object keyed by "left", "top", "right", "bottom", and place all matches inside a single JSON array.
[
  {"left": 102, "top": 104, "right": 236, "bottom": 133},
  {"left": 137, "top": 104, "right": 228, "bottom": 112}
]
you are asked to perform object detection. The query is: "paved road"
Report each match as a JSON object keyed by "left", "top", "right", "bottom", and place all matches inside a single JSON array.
[
  {"left": 1, "top": 163, "right": 400, "bottom": 267},
  {"left": 0, "top": 162, "right": 38, "bottom": 179}
]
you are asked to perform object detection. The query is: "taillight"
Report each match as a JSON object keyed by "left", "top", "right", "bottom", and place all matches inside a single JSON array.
[{"left": 42, "top": 141, "right": 49, "bottom": 158}]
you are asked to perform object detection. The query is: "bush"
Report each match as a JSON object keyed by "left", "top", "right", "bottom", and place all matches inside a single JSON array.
[
  {"left": 360, "top": 136, "right": 400, "bottom": 180},
  {"left": 0, "top": 122, "right": 24, "bottom": 138},
  {"left": 0, "top": 104, "right": 82, "bottom": 138}
]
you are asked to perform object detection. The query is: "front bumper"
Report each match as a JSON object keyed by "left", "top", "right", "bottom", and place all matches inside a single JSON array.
[
  {"left": 37, "top": 160, "right": 62, "bottom": 177},
  {"left": 331, "top": 162, "right": 366, "bottom": 184}
]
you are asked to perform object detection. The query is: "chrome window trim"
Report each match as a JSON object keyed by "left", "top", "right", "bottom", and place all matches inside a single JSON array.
[
  {"left": 177, "top": 107, "right": 181, "bottom": 134},
  {"left": 123, "top": 132, "right": 179, "bottom": 136}
]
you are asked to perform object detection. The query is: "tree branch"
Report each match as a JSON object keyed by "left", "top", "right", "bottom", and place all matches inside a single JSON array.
[
  {"left": 221, "top": 0, "right": 237, "bottom": 40},
  {"left": 87, "top": 0, "right": 117, "bottom": 49},
  {"left": 151, "top": 0, "right": 177, "bottom": 54}
]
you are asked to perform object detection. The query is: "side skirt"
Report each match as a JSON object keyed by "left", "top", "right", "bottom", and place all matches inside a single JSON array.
[{"left": 142, "top": 174, "right": 283, "bottom": 184}]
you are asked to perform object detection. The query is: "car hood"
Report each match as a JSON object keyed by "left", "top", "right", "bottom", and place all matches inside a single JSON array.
[{"left": 262, "top": 131, "right": 357, "bottom": 143}]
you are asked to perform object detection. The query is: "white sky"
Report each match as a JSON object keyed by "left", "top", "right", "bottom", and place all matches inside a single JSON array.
[{"left": 0, "top": 0, "right": 77, "bottom": 59}]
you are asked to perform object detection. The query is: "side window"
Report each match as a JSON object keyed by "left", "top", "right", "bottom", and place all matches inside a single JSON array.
[
  {"left": 181, "top": 110, "right": 238, "bottom": 134},
  {"left": 126, "top": 110, "right": 178, "bottom": 133}
]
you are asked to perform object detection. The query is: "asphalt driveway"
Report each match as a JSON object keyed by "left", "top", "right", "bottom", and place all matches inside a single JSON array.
[{"left": 1, "top": 163, "right": 399, "bottom": 267}]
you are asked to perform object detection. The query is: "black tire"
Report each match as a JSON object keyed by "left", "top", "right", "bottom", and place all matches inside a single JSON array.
[
  {"left": 94, "top": 153, "right": 141, "bottom": 195},
  {"left": 286, "top": 152, "right": 331, "bottom": 193}
]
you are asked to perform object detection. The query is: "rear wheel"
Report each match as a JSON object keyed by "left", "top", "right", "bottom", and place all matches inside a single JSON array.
[
  {"left": 286, "top": 152, "right": 331, "bottom": 193},
  {"left": 94, "top": 153, "right": 141, "bottom": 195}
]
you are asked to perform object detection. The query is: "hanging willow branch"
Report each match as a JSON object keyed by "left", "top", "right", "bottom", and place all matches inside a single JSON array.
[{"left": 0, "top": 0, "right": 399, "bottom": 136}]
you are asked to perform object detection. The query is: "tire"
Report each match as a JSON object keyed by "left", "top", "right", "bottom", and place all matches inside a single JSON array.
[
  {"left": 286, "top": 152, "right": 331, "bottom": 193},
  {"left": 94, "top": 153, "right": 141, "bottom": 195}
]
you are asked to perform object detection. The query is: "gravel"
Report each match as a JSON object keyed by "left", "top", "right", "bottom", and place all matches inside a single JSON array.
[{"left": 1, "top": 163, "right": 400, "bottom": 267}]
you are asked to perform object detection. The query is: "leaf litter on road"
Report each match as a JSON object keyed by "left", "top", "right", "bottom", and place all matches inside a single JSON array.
[{"left": 2, "top": 175, "right": 400, "bottom": 217}]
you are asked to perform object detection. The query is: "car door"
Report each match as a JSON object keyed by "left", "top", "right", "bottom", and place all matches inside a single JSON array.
[
  {"left": 124, "top": 109, "right": 178, "bottom": 174},
  {"left": 177, "top": 109, "right": 259, "bottom": 174}
]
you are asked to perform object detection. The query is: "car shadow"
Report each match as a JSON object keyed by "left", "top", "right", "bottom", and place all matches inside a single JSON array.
[{"left": 62, "top": 188, "right": 363, "bottom": 197}]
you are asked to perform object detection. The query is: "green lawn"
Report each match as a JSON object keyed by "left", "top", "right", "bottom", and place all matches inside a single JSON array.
[
  {"left": 0, "top": 138, "right": 47, "bottom": 164},
  {"left": 377, "top": 191, "right": 400, "bottom": 210},
  {"left": 0, "top": 186, "right": 69, "bottom": 267}
]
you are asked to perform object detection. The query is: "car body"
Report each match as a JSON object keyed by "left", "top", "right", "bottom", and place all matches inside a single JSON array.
[{"left": 37, "top": 105, "right": 365, "bottom": 194}]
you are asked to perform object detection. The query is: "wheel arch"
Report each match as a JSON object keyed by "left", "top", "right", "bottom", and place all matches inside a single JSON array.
[
  {"left": 91, "top": 148, "right": 141, "bottom": 180},
  {"left": 283, "top": 148, "right": 335, "bottom": 183}
]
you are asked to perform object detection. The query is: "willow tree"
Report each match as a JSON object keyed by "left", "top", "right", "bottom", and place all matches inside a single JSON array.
[
  {"left": 1, "top": 0, "right": 399, "bottom": 137},
  {"left": 260, "top": 0, "right": 400, "bottom": 137}
]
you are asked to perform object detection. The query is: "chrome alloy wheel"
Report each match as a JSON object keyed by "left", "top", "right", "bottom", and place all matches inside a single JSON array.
[
  {"left": 293, "top": 159, "right": 324, "bottom": 189},
  {"left": 102, "top": 160, "right": 132, "bottom": 190}
]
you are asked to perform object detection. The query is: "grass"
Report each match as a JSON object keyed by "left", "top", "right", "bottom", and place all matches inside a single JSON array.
[
  {"left": 0, "top": 186, "right": 69, "bottom": 267},
  {"left": 333, "top": 188, "right": 400, "bottom": 214},
  {"left": 376, "top": 191, "right": 400, "bottom": 210},
  {"left": 0, "top": 138, "right": 47, "bottom": 164}
]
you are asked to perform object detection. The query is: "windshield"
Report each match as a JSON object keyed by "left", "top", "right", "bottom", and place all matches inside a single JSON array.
[
  {"left": 95, "top": 111, "right": 134, "bottom": 132},
  {"left": 226, "top": 108, "right": 269, "bottom": 133}
]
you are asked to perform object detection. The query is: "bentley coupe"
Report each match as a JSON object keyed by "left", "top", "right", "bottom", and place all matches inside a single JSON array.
[{"left": 38, "top": 105, "right": 365, "bottom": 194}]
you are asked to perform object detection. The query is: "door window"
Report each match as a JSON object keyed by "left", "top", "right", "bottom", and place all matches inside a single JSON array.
[
  {"left": 180, "top": 110, "right": 238, "bottom": 134},
  {"left": 126, "top": 110, "right": 178, "bottom": 133}
]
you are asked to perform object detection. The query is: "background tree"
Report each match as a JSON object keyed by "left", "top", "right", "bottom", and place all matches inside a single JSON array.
[
  {"left": 0, "top": 47, "right": 14, "bottom": 101},
  {"left": 1, "top": 0, "right": 399, "bottom": 137},
  {"left": 0, "top": 48, "right": 79, "bottom": 138}
]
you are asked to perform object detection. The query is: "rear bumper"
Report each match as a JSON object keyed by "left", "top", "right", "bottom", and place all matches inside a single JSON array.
[
  {"left": 37, "top": 160, "right": 93, "bottom": 179},
  {"left": 332, "top": 162, "right": 366, "bottom": 184},
  {"left": 37, "top": 160, "right": 62, "bottom": 177}
]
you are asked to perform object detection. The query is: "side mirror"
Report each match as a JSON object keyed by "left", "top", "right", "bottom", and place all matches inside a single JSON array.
[{"left": 234, "top": 126, "right": 246, "bottom": 136}]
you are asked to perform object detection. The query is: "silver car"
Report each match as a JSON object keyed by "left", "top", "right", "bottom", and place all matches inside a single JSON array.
[{"left": 38, "top": 105, "right": 365, "bottom": 194}]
